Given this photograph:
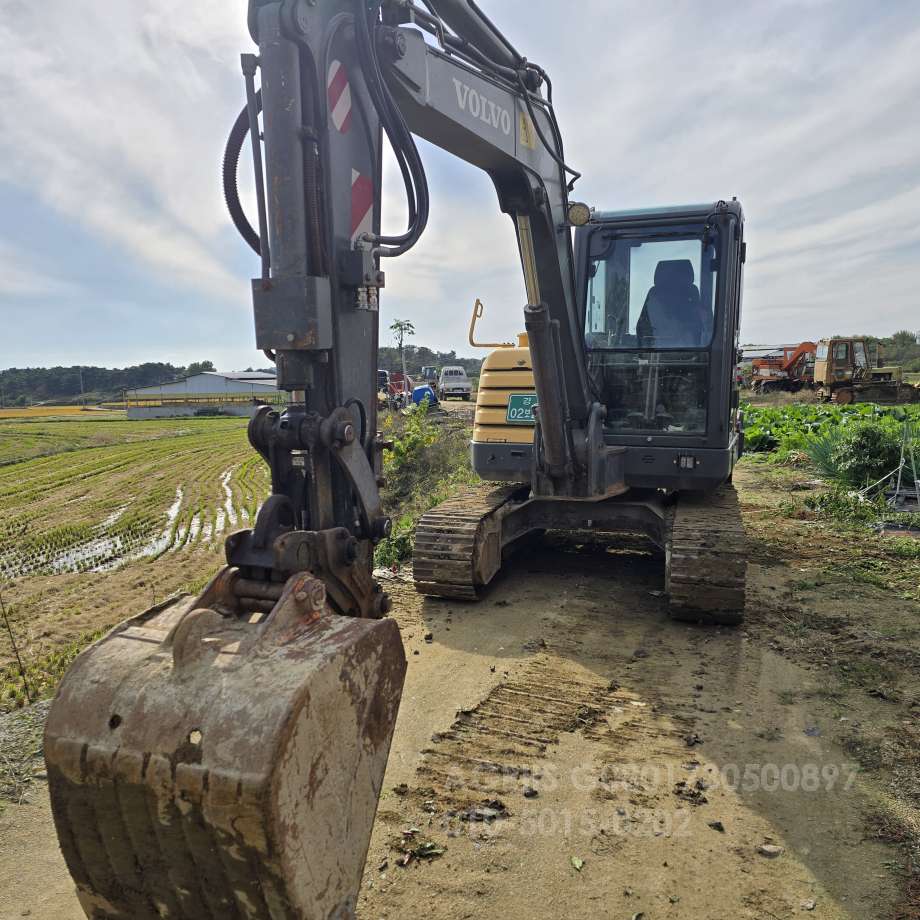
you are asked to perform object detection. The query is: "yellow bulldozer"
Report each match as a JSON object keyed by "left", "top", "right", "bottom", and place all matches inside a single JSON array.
[{"left": 814, "top": 337, "right": 920, "bottom": 404}]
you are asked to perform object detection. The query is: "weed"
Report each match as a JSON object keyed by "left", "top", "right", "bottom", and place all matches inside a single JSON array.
[
  {"left": 840, "top": 728, "right": 884, "bottom": 772},
  {"left": 815, "top": 422, "right": 903, "bottom": 489},
  {"left": 1, "top": 628, "right": 107, "bottom": 709},
  {"left": 848, "top": 568, "right": 890, "bottom": 589},
  {"left": 374, "top": 407, "right": 477, "bottom": 567},
  {"left": 778, "top": 498, "right": 807, "bottom": 519},
  {"left": 810, "top": 684, "right": 846, "bottom": 706},
  {"left": 804, "top": 487, "right": 885, "bottom": 524},
  {"left": 883, "top": 537, "right": 920, "bottom": 560},
  {"left": 790, "top": 577, "right": 827, "bottom": 592},
  {"left": 836, "top": 656, "right": 894, "bottom": 689}
]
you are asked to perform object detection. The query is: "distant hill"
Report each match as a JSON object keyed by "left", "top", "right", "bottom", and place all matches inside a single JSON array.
[
  {"left": 0, "top": 361, "right": 220, "bottom": 407},
  {"left": 0, "top": 347, "right": 485, "bottom": 407}
]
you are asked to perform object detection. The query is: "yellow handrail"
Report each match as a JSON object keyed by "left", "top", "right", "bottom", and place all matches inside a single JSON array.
[{"left": 468, "top": 298, "right": 514, "bottom": 349}]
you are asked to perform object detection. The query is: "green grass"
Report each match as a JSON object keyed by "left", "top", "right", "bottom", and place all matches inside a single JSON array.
[
  {"left": 884, "top": 537, "right": 920, "bottom": 560},
  {"left": 0, "top": 408, "right": 478, "bottom": 709},
  {"left": 1, "top": 628, "right": 106, "bottom": 711},
  {"left": 0, "top": 406, "right": 480, "bottom": 709},
  {"left": 0, "top": 416, "right": 247, "bottom": 466},
  {"left": 0, "top": 417, "right": 268, "bottom": 581}
]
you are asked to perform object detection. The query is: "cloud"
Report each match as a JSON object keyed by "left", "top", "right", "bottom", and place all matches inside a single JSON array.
[
  {"left": 383, "top": 0, "right": 920, "bottom": 350},
  {"left": 1, "top": 0, "right": 919, "bottom": 366},
  {"left": 532, "top": 0, "right": 920, "bottom": 344},
  {"left": 0, "top": 241, "right": 81, "bottom": 299},
  {"left": 0, "top": 1, "right": 249, "bottom": 302}
]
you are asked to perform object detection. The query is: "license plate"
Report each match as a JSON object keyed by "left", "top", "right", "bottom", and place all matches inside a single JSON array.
[{"left": 506, "top": 393, "right": 537, "bottom": 425}]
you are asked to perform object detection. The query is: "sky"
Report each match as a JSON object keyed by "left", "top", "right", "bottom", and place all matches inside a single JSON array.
[{"left": 1, "top": 0, "right": 919, "bottom": 371}]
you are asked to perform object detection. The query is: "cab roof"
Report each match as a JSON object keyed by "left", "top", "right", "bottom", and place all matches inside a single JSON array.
[{"left": 589, "top": 200, "right": 743, "bottom": 224}]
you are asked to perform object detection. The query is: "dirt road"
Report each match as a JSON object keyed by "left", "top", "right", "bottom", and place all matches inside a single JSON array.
[{"left": 1, "top": 461, "right": 916, "bottom": 919}]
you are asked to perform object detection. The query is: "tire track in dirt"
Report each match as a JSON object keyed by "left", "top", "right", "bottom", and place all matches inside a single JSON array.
[
  {"left": 413, "top": 656, "right": 620, "bottom": 809},
  {"left": 360, "top": 533, "right": 903, "bottom": 920}
]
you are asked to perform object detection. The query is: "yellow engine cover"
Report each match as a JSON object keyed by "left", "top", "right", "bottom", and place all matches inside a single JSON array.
[{"left": 473, "top": 335, "right": 536, "bottom": 446}]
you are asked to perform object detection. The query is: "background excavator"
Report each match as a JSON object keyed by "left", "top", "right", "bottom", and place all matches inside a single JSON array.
[
  {"left": 749, "top": 342, "right": 816, "bottom": 393},
  {"left": 43, "top": 1, "right": 747, "bottom": 917}
]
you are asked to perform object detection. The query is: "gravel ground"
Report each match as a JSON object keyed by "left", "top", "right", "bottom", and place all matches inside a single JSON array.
[{"left": 0, "top": 700, "right": 50, "bottom": 804}]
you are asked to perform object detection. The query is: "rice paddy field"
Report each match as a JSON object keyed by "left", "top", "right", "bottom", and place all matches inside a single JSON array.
[
  {"left": 0, "top": 406, "right": 122, "bottom": 420},
  {"left": 0, "top": 414, "right": 269, "bottom": 709}
]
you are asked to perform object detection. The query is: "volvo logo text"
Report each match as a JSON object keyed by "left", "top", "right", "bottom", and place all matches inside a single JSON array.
[{"left": 453, "top": 79, "right": 513, "bottom": 135}]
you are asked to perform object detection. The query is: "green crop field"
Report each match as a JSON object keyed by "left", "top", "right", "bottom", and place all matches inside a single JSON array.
[
  {"left": 0, "top": 415, "right": 248, "bottom": 466},
  {"left": 742, "top": 401, "right": 920, "bottom": 453},
  {"left": 0, "top": 415, "right": 270, "bottom": 709}
]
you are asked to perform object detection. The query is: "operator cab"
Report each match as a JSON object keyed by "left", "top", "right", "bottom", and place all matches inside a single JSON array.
[
  {"left": 472, "top": 202, "right": 745, "bottom": 491},
  {"left": 575, "top": 200, "right": 745, "bottom": 488}
]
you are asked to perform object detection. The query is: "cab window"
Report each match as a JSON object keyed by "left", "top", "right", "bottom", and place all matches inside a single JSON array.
[
  {"left": 585, "top": 232, "right": 718, "bottom": 349},
  {"left": 833, "top": 342, "right": 849, "bottom": 362},
  {"left": 853, "top": 341, "right": 868, "bottom": 369},
  {"left": 582, "top": 227, "right": 719, "bottom": 435}
]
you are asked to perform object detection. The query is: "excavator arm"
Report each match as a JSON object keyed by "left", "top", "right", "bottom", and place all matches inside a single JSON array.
[
  {"left": 378, "top": 10, "right": 622, "bottom": 495},
  {"left": 240, "top": 0, "right": 612, "bottom": 498}
]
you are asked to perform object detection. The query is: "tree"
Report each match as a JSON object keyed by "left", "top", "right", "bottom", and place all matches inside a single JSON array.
[
  {"left": 390, "top": 320, "right": 415, "bottom": 395},
  {"left": 185, "top": 360, "right": 216, "bottom": 377}
]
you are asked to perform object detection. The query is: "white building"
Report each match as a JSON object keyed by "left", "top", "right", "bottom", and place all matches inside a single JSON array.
[{"left": 126, "top": 371, "right": 279, "bottom": 419}]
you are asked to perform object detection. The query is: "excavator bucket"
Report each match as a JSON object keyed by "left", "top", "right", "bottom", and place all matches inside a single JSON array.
[{"left": 44, "top": 568, "right": 406, "bottom": 919}]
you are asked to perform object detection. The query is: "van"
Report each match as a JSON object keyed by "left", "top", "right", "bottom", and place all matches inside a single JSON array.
[{"left": 438, "top": 366, "right": 472, "bottom": 400}]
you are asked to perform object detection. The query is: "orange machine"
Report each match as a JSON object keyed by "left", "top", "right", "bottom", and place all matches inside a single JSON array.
[{"left": 750, "top": 342, "right": 816, "bottom": 393}]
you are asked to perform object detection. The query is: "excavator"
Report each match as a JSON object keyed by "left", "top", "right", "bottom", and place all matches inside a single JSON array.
[
  {"left": 749, "top": 341, "right": 816, "bottom": 393},
  {"left": 43, "top": 1, "right": 747, "bottom": 917}
]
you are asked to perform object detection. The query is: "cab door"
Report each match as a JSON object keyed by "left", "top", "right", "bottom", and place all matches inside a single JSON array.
[{"left": 832, "top": 340, "right": 852, "bottom": 381}]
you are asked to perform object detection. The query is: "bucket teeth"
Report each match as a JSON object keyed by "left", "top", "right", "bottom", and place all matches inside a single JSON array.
[{"left": 45, "top": 568, "right": 406, "bottom": 919}]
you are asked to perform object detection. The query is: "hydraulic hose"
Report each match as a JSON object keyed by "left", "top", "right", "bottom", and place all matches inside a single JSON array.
[
  {"left": 223, "top": 94, "right": 262, "bottom": 256},
  {"left": 354, "top": 0, "right": 430, "bottom": 257}
]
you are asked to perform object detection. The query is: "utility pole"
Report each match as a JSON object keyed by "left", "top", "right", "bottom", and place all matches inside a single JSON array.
[{"left": 78, "top": 366, "right": 86, "bottom": 408}]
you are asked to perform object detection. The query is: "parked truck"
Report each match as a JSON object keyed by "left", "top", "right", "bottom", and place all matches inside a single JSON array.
[{"left": 438, "top": 365, "right": 472, "bottom": 400}]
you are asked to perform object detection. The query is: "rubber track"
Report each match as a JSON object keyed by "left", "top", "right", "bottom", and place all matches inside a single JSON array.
[
  {"left": 667, "top": 483, "right": 746, "bottom": 625},
  {"left": 413, "top": 485, "right": 520, "bottom": 599}
]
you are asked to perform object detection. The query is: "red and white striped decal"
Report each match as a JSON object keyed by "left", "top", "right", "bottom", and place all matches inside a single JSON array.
[
  {"left": 327, "top": 60, "right": 352, "bottom": 134},
  {"left": 351, "top": 169, "right": 374, "bottom": 245}
]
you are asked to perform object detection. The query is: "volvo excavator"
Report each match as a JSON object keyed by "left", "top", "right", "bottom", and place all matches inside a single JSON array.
[{"left": 44, "top": 1, "right": 748, "bottom": 917}]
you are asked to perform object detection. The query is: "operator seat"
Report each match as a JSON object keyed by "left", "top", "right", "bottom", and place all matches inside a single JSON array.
[{"left": 636, "top": 259, "right": 709, "bottom": 347}]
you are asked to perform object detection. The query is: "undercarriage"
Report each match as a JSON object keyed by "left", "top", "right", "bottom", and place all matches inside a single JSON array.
[{"left": 414, "top": 483, "right": 746, "bottom": 625}]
